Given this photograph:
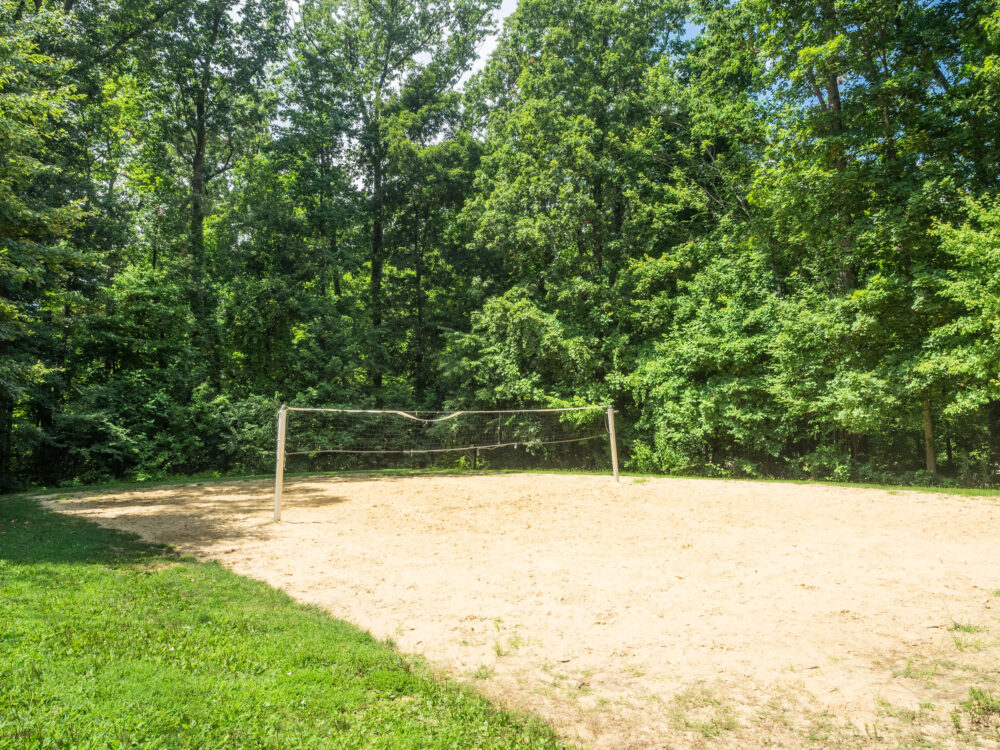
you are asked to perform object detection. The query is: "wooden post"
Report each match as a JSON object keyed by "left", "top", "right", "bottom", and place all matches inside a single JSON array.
[
  {"left": 922, "top": 398, "right": 936, "bottom": 474},
  {"left": 274, "top": 405, "right": 287, "bottom": 522},
  {"left": 607, "top": 406, "right": 619, "bottom": 482}
]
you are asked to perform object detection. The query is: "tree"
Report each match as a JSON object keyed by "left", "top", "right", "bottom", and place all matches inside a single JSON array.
[
  {"left": 690, "top": 0, "right": 986, "bottom": 474},
  {"left": 140, "top": 0, "right": 286, "bottom": 362},
  {"left": 294, "top": 0, "right": 498, "bottom": 395},
  {"left": 449, "top": 0, "right": 712, "bottom": 422},
  {"left": 466, "top": 0, "right": 692, "bottom": 290},
  {"left": 6, "top": 0, "right": 1000, "bottom": 489},
  {"left": 925, "top": 198, "right": 1000, "bottom": 481},
  {"left": 0, "top": 1, "right": 85, "bottom": 485}
]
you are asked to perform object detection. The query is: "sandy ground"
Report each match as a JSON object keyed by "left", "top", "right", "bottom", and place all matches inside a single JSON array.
[{"left": 41, "top": 474, "right": 1000, "bottom": 748}]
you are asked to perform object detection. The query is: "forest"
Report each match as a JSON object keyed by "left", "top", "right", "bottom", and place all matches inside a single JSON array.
[{"left": 2, "top": 0, "right": 999, "bottom": 489}]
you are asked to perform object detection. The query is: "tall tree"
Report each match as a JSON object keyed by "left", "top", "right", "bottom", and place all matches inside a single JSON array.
[
  {"left": 0, "top": 1, "right": 86, "bottom": 485},
  {"left": 141, "top": 0, "right": 286, "bottom": 363},
  {"left": 294, "top": 0, "right": 498, "bottom": 396},
  {"left": 694, "top": 0, "right": 987, "bottom": 473},
  {"left": 466, "top": 0, "right": 692, "bottom": 290},
  {"left": 447, "top": 0, "right": 706, "bottom": 414}
]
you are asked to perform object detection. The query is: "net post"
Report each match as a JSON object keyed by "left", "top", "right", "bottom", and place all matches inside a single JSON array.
[
  {"left": 274, "top": 404, "right": 288, "bottom": 522},
  {"left": 607, "top": 406, "right": 620, "bottom": 482}
]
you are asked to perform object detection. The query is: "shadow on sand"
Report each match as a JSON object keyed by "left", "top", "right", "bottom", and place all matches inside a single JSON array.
[{"left": 6, "top": 472, "right": 491, "bottom": 560}]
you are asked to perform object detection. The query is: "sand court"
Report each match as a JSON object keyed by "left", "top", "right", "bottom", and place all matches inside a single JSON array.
[{"left": 44, "top": 473, "right": 1000, "bottom": 748}]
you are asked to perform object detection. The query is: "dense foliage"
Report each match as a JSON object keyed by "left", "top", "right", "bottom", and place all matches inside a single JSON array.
[{"left": 2, "top": 0, "right": 999, "bottom": 488}]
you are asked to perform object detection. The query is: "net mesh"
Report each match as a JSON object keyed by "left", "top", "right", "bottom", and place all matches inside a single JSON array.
[{"left": 282, "top": 407, "right": 611, "bottom": 472}]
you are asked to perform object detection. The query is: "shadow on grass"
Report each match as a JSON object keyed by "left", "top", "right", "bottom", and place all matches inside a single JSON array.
[
  {"left": 0, "top": 496, "right": 167, "bottom": 567},
  {"left": 0, "top": 495, "right": 571, "bottom": 750},
  {"left": 12, "top": 480, "right": 353, "bottom": 554}
]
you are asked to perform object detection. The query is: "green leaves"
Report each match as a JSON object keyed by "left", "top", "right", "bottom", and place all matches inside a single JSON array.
[
  {"left": 0, "top": 1, "right": 84, "bottom": 401},
  {"left": 4, "top": 0, "right": 1000, "bottom": 488},
  {"left": 467, "top": 0, "right": 693, "bottom": 288}
]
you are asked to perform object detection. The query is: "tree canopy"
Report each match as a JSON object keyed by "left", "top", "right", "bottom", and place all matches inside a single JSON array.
[{"left": 3, "top": 0, "right": 999, "bottom": 489}]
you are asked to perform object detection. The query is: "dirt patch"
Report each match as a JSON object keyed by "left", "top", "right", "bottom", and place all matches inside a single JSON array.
[{"left": 43, "top": 474, "right": 1000, "bottom": 748}]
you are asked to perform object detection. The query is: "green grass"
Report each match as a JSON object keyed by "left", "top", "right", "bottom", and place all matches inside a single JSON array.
[
  {"left": 951, "top": 621, "right": 986, "bottom": 634},
  {"left": 0, "top": 496, "right": 567, "bottom": 749},
  {"left": 961, "top": 687, "right": 1000, "bottom": 726},
  {"left": 953, "top": 687, "right": 1000, "bottom": 734},
  {"left": 669, "top": 685, "right": 739, "bottom": 738}
]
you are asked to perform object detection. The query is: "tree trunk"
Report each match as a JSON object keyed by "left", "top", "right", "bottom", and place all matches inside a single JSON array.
[
  {"left": 848, "top": 432, "right": 867, "bottom": 462},
  {"left": 987, "top": 400, "right": 1000, "bottom": 479},
  {"left": 413, "top": 210, "right": 427, "bottom": 400},
  {"left": 190, "top": 114, "right": 206, "bottom": 323},
  {"left": 592, "top": 175, "right": 604, "bottom": 273},
  {"left": 187, "top": 6, "right": 222, "bottom": 368},
  {"left": 370, "top": 215, "right": 383, "bottom": 393},
  {"left": 33, "top": 393, "right": 55, "bottom": 483},
  {"left": 921, "top": 398, "right": 936, "bottom": 473},
  {"left": 0, "top": 389, "right": 12, "bottom": 489},
  {"left": 819, "top": 1, "right": 847, "bottom": 172},
  {"left": 330, "top": 232, "right": 342, "bottom": 298},
  {"left": 188, "top": 110, "right": 218, "bottom": 376},
  {"left": 370, "top": 153, "right": 384, "bottom": 397}
]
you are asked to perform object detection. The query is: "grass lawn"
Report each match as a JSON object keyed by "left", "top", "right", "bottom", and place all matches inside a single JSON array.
[{"left": 0, "top": 495, "right": 567, "bottom": 749}]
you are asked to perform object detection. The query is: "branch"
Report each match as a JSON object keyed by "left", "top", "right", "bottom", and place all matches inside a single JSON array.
[
  {"left": 206, "top": 143, "right": 235, "bottom": 181},
  {"left": 805, "top": 67, "right": 828, "bottom": 112},
  {"left": 932, "top": 65, "right": 951, "bottom": 92}
]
